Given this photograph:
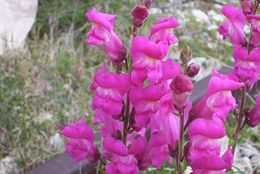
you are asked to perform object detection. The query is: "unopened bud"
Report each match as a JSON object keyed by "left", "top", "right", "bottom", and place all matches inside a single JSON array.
[
  {"left": 239, "top": 0, "right": 253, "bottom": 14},
  {"left": 145, "top": 0, "right": 153, "bottom": 8},
  {"left": 170, "top": 74, "right": 193, "bottom": 94},
  {"left": 131, "top": 5, "right": 148, "bottom": 28},
  {"left": 180, "top": 45, "right": 192, "bottom": 64},
  {"left": 246, "top": 96, "right": 260, "bottom": 127},
  {"left": 187, "top": 63, "right": 200, "bottom": 78},
  {"left": 170, "top": 74, "right": 193, "bottom": 109}
]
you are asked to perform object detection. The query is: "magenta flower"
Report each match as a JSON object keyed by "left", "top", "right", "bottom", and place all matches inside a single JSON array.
[
  {"left": 86, "top": 8, "right": 127, "bottom": 65},
  {"left": 186, "top": 116, "right": 233, "bottom": 173},
  {"left": 233, "top": 46, "right": 260, "bottom": 86},
  {"left": 106, "top": 155, "right": 139, "bottom": 174},
  {"left": 147, "top": 133, "right": 172, "bottom": 168},
  {"left": 90, "top": 65, "right": 130, "bottom": 120},
  {"left": 170, "top": 74, "right": 193, "bottom": 109},
  {"left": 86, "top": 8, "right": 115, "bottom": 45},
  {"left": 131, "top": 59, "right": 181, "bottom": 86},
  {"left": 246, "top": 96, "right": 260, "bottom": 127},
  {"left": 149, "top": 17, "right": 180, "bottom": 45},
  {"left": 130, "top": 133, "right": 172, "bottom": 169},
  {"left": 128, "top": 135, "right": 152, "bottom": 170},
  {"left": 102, "top": 137, "right": 128, "bottom": 160},
  {"left": 248, "top": 15, "right": 260, "bottom": 47},
  {"left": 218, "top": 4, "right": 246, "bottom": 46},
  {"left": 61, "top": 120, "right": 99, "bottom": 162},
  {"left": 131, "top": 36, "right": 169, "bottom": 84},
  {"left": 129, "top": 83, "right": 168, "bottom": 130},
  {"left": 193, "top": 71, "right": 244, "bottom": 121},
  {"left": 150, "top": 111, "right": 179, "bottom": 150}
]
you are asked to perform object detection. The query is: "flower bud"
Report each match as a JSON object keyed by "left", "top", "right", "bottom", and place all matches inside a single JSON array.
[
  {"left": 180, "top": 45, "right": 192, "bottom": 64},
  {"left": 187, "top": 63, "right": 200, "bottom": 78},
  {"left": 145, "top": 0, "right": 153, "bottom": 8},
  {"left": 170, "top": 74, "right": 193, "bottom": 94},
  {"left": 131, "top": 5, "right": 148, "bottom": 28},
  {"left": 170, "top": 74, "right": 193, "bottom": 109},
  {"left": 239, "top": 0, "right": 253, "bottom": 15},
  {"left": 246, "top": 96, "right": 260, "bottom": 127}
]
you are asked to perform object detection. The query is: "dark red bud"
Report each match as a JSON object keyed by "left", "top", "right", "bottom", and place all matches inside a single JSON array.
[
  {"left": 131, "top": 5, "right": 148, "bottom": 28},
  {"left": 145, "top": 0, "right": 153, "bottom": 8},
  {"left": 239, "top": 0, "right": 253, "bottom": 14},
  {"left": 170, "top": 74, "right": 193, "bottom": 95},
  {"left": 187, "top": 63, "right": 200, "bottom": 78}
]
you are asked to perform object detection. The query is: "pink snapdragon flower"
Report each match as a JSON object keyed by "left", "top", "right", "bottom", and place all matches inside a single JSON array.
[
  {"left": 131, "top": 36, "right": 169, "bottom": 84},
  {"left": 90, "top": 65, "right": 130, "bottom": 120},
  {"left": 61, "top": 120, "right": 99, "bottom": 162},
  {"left": 86, "top": 8, "right": 127, "bottom": 65},
  {"left": 248, "top": 15, "right": 260, "bottom": 47},
  {"left": 186, "top": 116, "right": 233, "bottom": 173},
  {"left": 131, "top": 59, "right": 181, "bottom": 86},
  {"left": 106, "top": 155, "right": 139, "bottom": 174},
  {"left": 103, "top": 137, "right": 128, "bottom": 159},
  {"left": 233, "top": 46, "right": 260, "bottom": 86},
  {"left": 150, "top": 111, "right": 179, "bottom": 150},
  {"left": 129, "top": 83, "right": 168, "bottom": 130},
  {"left": 130, "top": 132, "right": 172, "bottom": 169},
  {"left": 150, "top": 17, "right": 180, "bottom": 45},
  {"left": 218, "top": 4, "right": 246, "bottom": 46},
  {"left": 193, "top": 71, "right": 244, "bottom": 121},
  {"left": 94, "top": 107, "right": 123, "bottom": 137},
  {"left": 246, "top": 96, "right": 260, "bottom": 127}
]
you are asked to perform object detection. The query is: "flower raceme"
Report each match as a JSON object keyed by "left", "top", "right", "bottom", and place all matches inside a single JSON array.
[
  {"left": 219, "top": 4, "right": 260, "bottom": 86},
  {"left": 61, "top": 2, "right": 260, "bottom": 174},
  {"left": 187, "top": 71, "right": 240, "bottom": 173}
]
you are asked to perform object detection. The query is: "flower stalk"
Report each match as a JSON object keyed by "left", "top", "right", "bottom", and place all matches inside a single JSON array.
[
  {"left": 232, "top": 85, "right": 247, "bottom": 154},
  {"left": 176, "top": 110, "right": 184, "bottom": 174}
]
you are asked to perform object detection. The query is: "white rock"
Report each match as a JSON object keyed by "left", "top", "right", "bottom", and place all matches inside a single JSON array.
[
  {"left": 0, "top": 156, "right": 17, "bottom": 174},
  {"left": 234, "top": 141, "right": 260, "bottom": 173},
  {"left": 191, "top": 9, "right": 209, "bottom": 23},
  {"left": 0, "top": 0, "right": 38, "bottom": 55},
  {"left": 49, "top": 133, "right": 64, "bottom": 152},
  {"left": 234, "top": 157, "right": 253, "bottom": 174},
  {"left": 35, "top": 112, "right": 53, "bottom": 123}
]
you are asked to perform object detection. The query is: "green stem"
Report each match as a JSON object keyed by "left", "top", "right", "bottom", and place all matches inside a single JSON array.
[
  {"left": 122, "top": 92, "right": 130, "bottom": 144},
  {"left": 232, "top": 85, "right": 247, "bottom": 154},
  {"left": 176, "top": 110, "right": 184, "bottom": 174}
]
